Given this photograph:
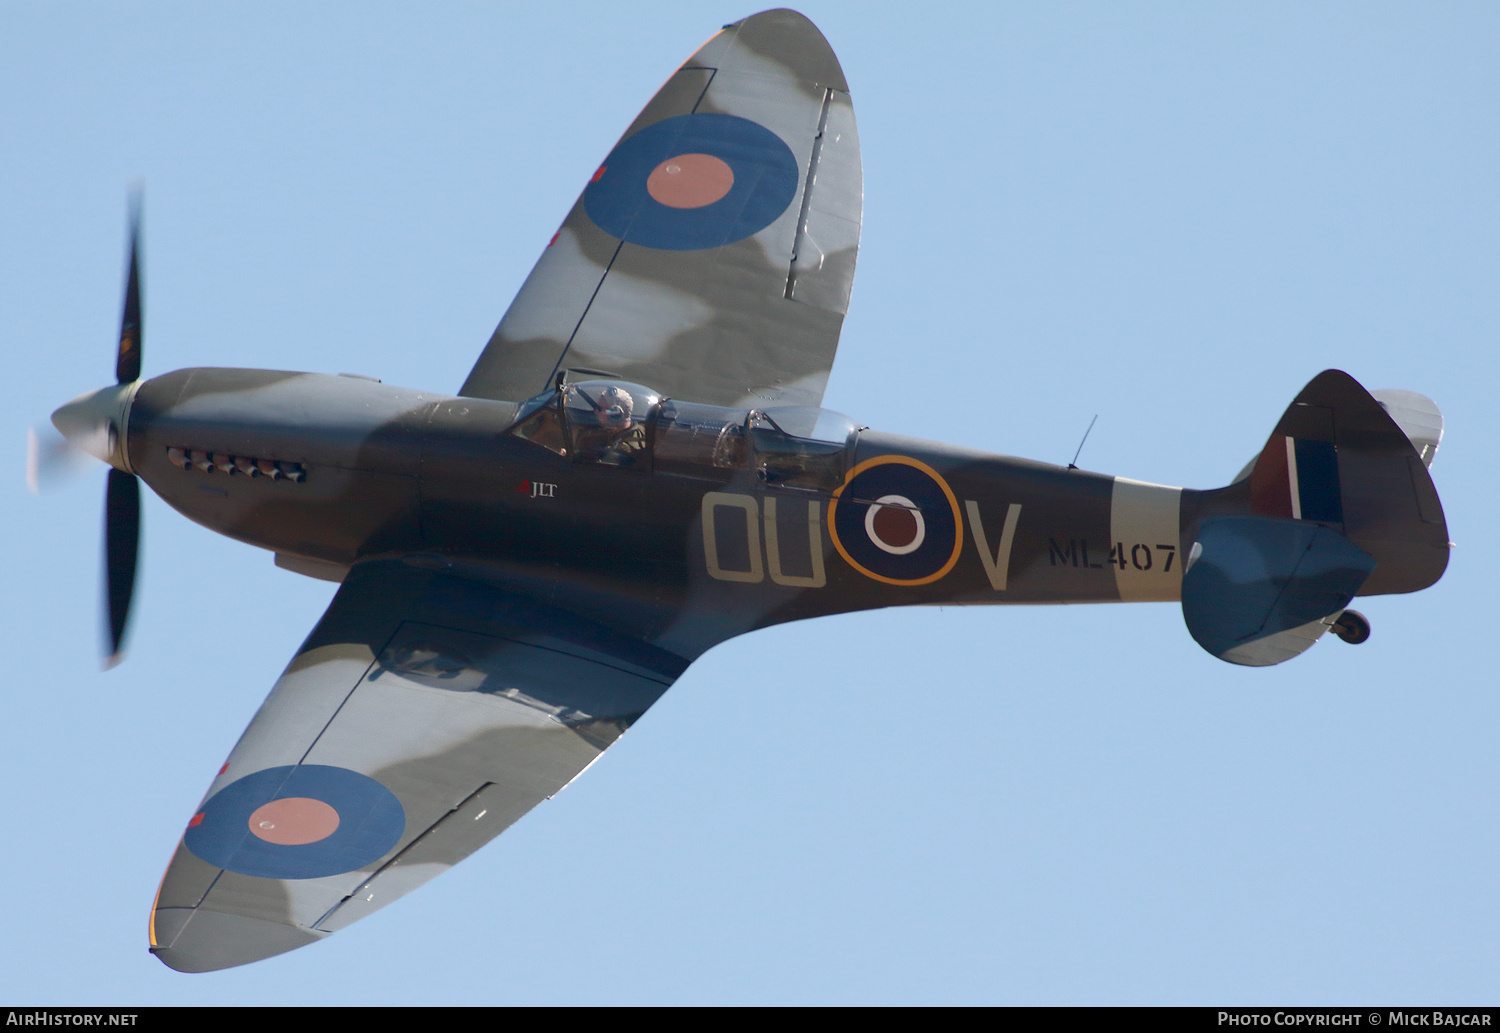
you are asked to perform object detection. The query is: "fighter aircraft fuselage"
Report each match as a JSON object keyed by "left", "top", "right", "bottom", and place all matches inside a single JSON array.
[{"left": 127, "top": 366, "right": 1196, "bottom": 647}]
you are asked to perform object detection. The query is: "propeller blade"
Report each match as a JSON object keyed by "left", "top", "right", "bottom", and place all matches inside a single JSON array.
[
  {"left": 26, "top": 425, "right": 90, "bottom": 494},
  {"left": 116, "top": 197, "right": 142, "bottom": 384},
  {"left": 104, "top": 467, "right": 140, "bottom": 666}
]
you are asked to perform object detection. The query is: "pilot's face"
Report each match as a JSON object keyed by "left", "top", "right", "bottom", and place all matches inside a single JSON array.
[{"left": 597, "top": 394, "right": 631, "bottom": 429}]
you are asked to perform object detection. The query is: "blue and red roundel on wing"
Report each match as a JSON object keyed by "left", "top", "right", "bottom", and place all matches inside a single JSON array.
[
  {"left": 828, "top": 456, "right": 963, "bottom": 586},
  {"left": 184, "top": 765, "right": 405, "bottom": 880},
  {"left": 584, "top": 113, "right": 800, "bottom": 251}
]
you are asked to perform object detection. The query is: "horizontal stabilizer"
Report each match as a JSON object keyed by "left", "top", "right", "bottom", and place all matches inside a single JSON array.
[
  {"left": 1371, "top": 389, "right": 1442, "bottom": 468},
  {"left": 1182, "top": 516, "right": 1376, "bottom": 666}
]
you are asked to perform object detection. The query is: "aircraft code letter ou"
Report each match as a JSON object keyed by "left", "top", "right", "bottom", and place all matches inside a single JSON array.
[{"left": 701, "top": 491, "right": 826, "bottom": 587}]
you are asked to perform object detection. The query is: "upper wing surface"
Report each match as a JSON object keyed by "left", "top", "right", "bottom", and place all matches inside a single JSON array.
[
  {"left": 460, "top": 9, "right": 861, "bottom": 409},
  {"left": 149, "top": 558, "right": 690, "bottom": 972}
]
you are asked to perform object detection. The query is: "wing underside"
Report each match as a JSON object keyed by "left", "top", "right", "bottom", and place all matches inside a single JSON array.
[
  {"left": 460, "top": 9, "right": 862, "bottom": 409},
  {"left": 150, "top": 559, "right": 690, "bottom": 972}
]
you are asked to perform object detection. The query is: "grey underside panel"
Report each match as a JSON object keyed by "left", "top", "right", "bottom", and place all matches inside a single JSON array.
[
  {"left": 151, "top": 558, "right": 689, "bottom": 971},
  {"left": 459, "top": 9, "right": 861, "bottom": 409}
]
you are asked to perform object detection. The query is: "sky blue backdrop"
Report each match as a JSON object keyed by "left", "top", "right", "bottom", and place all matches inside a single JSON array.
[{"left": 3, "top": 1, "right": 1497, "bottom": 1005}]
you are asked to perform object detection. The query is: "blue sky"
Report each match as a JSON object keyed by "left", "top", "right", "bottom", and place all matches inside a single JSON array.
[{"left": 3, "top": 1, "right": 1498, "bottom": 1005}]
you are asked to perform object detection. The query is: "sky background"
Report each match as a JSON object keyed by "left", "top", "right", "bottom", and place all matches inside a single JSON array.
[{"left": 3, "top": 1, "right": 1498, "bottom": 1006}]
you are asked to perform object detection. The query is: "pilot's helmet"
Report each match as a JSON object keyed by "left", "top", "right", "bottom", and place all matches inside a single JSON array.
[{"left": 596, "top": 385, "right": 634, "bottom": 428}]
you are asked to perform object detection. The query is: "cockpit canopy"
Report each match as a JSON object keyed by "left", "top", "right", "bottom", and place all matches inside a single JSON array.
[
  {"left": 507, "top": 378, "right": 861, "bottom": 490},
  {"left": 510, "top": 380, "right": 661, "bottom": 467},
  {"left": 749, "top": 407, "right": 859, "bottom": 491}
]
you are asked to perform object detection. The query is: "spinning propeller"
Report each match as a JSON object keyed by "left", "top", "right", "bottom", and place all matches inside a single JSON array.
[{"left": 47, "top": 198, "right": 147, "bottom": 667}]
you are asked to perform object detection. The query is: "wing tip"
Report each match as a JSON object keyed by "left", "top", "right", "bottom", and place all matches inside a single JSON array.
[
  {"left": 150, "top": 906, "right": 325, "bottom": 973},
  {"left": 699, "top": 9, "right": 848, "bottom": 93}
]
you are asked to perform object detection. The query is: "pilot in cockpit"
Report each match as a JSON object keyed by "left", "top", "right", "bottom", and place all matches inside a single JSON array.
[{"left": 576, "top": 384, "right": 647, "bottom": 465}]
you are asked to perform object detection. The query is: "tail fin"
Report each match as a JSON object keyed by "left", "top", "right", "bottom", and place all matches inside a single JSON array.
[{"left": 1183, "top": 370, "right": 1449, "bottom": 666}]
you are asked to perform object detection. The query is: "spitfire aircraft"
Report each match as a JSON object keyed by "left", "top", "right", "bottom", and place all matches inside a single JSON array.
[{"left": 46, "top": 9, "right": 1448, "bottom": 972}]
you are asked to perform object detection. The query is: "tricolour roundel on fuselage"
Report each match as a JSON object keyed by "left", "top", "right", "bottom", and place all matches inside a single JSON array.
[
  {"left": 584, "top": 113, "right": 800, "bottom": 251},
  {"left": 828, "top": 456, "right": 963, "bottom": 586},
  {"left": 184, "top": 765, "right": 405, "bottom": 880}
]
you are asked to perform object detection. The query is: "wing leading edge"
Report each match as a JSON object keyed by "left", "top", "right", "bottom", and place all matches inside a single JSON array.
[
  {"left": 460, "top": 8, "right": 861, "bottom": 409},
  {"left": 150, "top": 558, "right": 690, "bottom": 972}
]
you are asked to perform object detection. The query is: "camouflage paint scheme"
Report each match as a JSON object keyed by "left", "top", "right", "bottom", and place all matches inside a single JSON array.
[
  {"left": 460, "top": 9, "right": 859, "bottom": 409},
  {"left": 51, "top": 11, "right": 1448, "bottom": 971}
]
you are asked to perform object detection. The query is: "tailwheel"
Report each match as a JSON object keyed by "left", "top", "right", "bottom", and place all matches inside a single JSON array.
[{"left": 1332, "top": 609, "right": 1371, "bottom": 645}]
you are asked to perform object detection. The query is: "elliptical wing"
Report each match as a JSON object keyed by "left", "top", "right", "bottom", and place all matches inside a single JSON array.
[
  {"left": 460, "top": 9, "right": 861, "bottom": 409},
  {"left": 150, "top": 558, "right": 690, "bottom": 971}
]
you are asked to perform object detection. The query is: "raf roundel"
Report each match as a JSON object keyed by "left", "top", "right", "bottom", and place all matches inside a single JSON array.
[
  {"left": 828, "top": 456, "right": 963, "bottom": 586},
  {"left": 184, "top": 765, "right": 405, "bottom": 880},
  {"left": 584, "top": 113, "right": 800, "bottom": 251}
]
